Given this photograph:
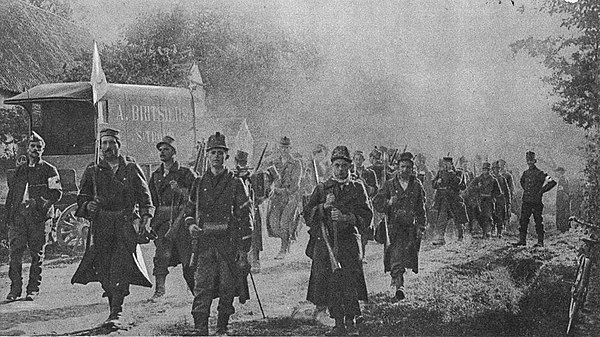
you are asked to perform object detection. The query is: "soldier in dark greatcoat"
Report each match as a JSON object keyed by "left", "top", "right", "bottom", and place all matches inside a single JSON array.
[
  {"left": 350, "top": 150, "right": 378, "bottom": 262},
  {"left": 72, "top": 128, "right": 155, "bottom": 326},
  {"left": 491, "top": 161, "right": 510, "bottom": 238},
  {"left": 373, "top": 151, "right": 426, "bottom": 302},
  {"left": 498, "top": 159, "right": 515, "bottom": 232},
  {"left": 304, "top": 145, "right": 372, "bottom": 336},
  {"left": 234, "top": 150, "right": 267, "bottom": 273},
  {"left": 555, "top": 167, "right": 571, "bottom": 233},
  {"left": 467, "top": 162, "right": 502, "bottom": 239},
  {"left": 3, "top": 131, "right": 62, "bottom": 301},
  {"left": 148, "top": 136, "right": 196, "bottom": 298},
  {"left": 432, "top": 156, "right": 469, "bottom": 245},
  {"left": 184, "top": 132, "right": 252, "bottom": 335},
  {"left": 512, "top": 151, "right": 557, "bottom": 247}
]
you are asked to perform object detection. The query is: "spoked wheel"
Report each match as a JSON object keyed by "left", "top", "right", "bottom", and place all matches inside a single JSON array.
[
  {"left": 567, "top": 256, "right": 592, "bottom": 335},
  {"left": 55, "top": 203, "right": 90, "bottom": 254}
]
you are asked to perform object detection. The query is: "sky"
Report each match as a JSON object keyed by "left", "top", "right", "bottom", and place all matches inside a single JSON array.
[{"left": 70, "top": 0, "right": 585, "bottom": 175}]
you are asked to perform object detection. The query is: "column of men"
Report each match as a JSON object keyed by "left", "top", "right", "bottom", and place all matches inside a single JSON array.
[{"left": 1, "top": 129, "right": 564, "bottom": 336}]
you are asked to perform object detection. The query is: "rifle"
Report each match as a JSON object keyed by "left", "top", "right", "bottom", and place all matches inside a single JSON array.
[
  {"left": 187, "top": 140, "right": 208, "bottom": 267},
  {"left": 165, "top": 140, "right": 206, "bottom": 242},
  {"left": 253, "top": 142, "right": 268, "bottom": 175},
  {"left": 311, "top": 158, "right": 341, "bottom": 272},
  {"left": 380, "top": 151, "right": 391, "bottom": 247}
]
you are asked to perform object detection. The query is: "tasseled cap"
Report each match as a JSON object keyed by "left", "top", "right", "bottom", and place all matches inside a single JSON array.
[
  {"left": 331, "top": 145, "right": 352, "bottom": 163},
  {"left": 526, "top": 151, "right": 536, "bottom": 161},
  {"left": 482, "top": 162, "right": 491, "bottom": 170},
  {"left": 280, "top": 136, "right": 291, "bottom": 146},
  {"left": 206, "top": 132, "right": 228, "bottom": 151}
]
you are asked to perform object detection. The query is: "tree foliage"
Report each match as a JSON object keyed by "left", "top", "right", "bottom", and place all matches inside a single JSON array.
[
  {"left": 55, "top": 7, "right": 323, "bottom": 115},
  {"left": 24, "top": 0, "right": 73, "bottom": 20},
  {"left": 511, "top": 0, "right": 600, "bottom": 222}
]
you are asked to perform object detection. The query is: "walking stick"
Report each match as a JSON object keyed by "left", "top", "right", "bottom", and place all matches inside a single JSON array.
[{"left": 249, "top": 271, "right": 266, "bottom": 319}]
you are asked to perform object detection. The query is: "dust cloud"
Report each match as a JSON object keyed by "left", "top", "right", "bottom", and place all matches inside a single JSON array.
[{"left": 73, "top": 0, "right": 584, "bottom": 173}]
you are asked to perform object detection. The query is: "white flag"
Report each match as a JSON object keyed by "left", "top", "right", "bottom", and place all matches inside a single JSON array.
[
  {"left": 91, "top": 41, "right": 108, "bottom": 104},
  {"left": 188, "top": 62, "right": 204, "bottom": 90}
]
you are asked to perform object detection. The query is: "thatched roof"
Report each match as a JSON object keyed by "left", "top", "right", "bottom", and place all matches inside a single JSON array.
[{"left": 0, "top": 0, "right": 93, "bottom": 93}]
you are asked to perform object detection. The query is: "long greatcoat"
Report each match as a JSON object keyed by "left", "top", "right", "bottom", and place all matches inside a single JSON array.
[
  {"left": 372, "top": 175, "right": 426, "bottom": 273},
  {"left": 185, "top": 169, "right": 252, "bottom": 303},
  {"left": 72, "top": 155, "right": 155, "bottom": 289},
  {"left": 303, "top": 177, "right": 373, "bottom": 307}
]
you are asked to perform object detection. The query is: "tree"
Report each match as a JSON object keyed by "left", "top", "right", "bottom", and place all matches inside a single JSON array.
[
  {"left": 24, "top": 0, "right": 73, "bottom": 20},
  {"left": 55, "top": 6, "right": 323, "bottom": 151},
  {"left": 511, "top": 0, "right": 600, "bottom": 221}
]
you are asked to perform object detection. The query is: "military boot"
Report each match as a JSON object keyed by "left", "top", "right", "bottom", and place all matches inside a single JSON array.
[
  {"left": 151, "top": 275, "right": 166, "bottom": 299},
  {"left": 192, "top": 313, "right": 209, "bottom": 336},
  {"left": 533, "top": 233, "right": 544, "bottom": 248},
  {"left": 215, "top": 312, "right": 230, "bottom": 335},
  {"left": 512, "top": 232, "right": 527, "bottom": 247}
]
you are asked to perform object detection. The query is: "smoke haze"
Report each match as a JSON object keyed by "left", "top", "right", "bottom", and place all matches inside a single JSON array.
[{"left": 72, "top": 0, "right": 584, "bottom": 174}]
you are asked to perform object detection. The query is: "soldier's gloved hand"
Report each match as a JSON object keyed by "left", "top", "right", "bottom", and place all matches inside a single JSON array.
[
  {"left": 186, "top": 217, "right": 202, "bottom": 238},
  {"left": 237, "top": 251, "right": 250, "bottom": 274},
  {"left": 86, "top": 200, "right": 99, "bottom": 213},
  {"left": 324, "top": 193, "right": 335, "bottom": 209}
]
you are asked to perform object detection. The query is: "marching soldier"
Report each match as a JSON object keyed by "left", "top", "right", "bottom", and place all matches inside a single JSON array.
[
  {"left": 3, "top": 131, "right": 62, "bottom": 301},
  {"left": 498, "top": 159, "right": 515, "bottom": 231},
  {"left": 555, "top": 167, "right": 571, "bottom": 233},
  {"left": 184, "top": 132, "right": 252, "bottom": 335},
  {"left": 313, "top": 144, "right": 332, "bottom": 183},
  {"left": 72, "top": 128, "right": 155, "bottom": 326},
  {"left": 491, "top": 161, "right": 510, "bottom": 238},
  {"left": 457, "top": 156, "right": 477, "bottom": 236},
  {"left": 304, "top": 145, "right": 372, "bottom": 336},
  {"left": 234, "top": 150, "right": 268, "bottom": 273},
  {"left": 366, "top": 147, "right": 384, "bottom": 185},
  {"left": 373, "top": 151, "right": 426, "bottom": 302},
  {"left": 512, "top": 151, "right": 557, "bottom": 247},
  {"left": 467, "top": 162, "right": 502, "bottom": 239},
  {"left": 148, "top": 136, "right": 196, "bottom": 298},
  {"left": 431, "top": 156, "right": 469, "bottom": 245},
  {"left": 351, "top": 150, "right": 378, "bottom": 262},
  {"left": 266, "top": 136, "right": 302, "bottom": 260}
]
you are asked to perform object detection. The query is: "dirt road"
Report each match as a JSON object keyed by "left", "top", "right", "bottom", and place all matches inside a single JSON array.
[{"left": 1, "top": 223, "right": 598, "bottom": 336}]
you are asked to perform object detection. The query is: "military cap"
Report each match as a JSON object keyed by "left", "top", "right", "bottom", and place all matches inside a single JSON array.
[
  {"left": 415, "top": 153, "right": 426, "bottom": 162},
  {"left": 555, "top": 166, "right": 566, "bottom": 173},
  {"left": 206, "top": 132, "right": 228, "bottom": 151},
  {"left": 395, "top": 151, "right": 414, "bottom": 165},
  {"left": 526, "top": 151, "right": 536, "bottom": 161},
  {"left": 353, "top": 150, "right": 365, "bottom": 159},
  {"left": 235, "top": 150, "right": 249, "bottom": 165},
  {"left": 369, "top": 147, "right": 382, "bottom": 159},
  {"left": 443, "top": 156, "right": 453, "bottom": 163},
  {"left": 331, "top": 145, "right": 352, "bottom": 163},
  {"left": 29, "top": 131, "right": 45, "bottom": 145},
  {"left": 156, "top": 135, "right": 176, "bottom": 151},
  {"left": 99, "top": 128, "right": 121, "bottom": 145},
  {"left": 280, "top": 136, "right": 291, "bottom": 146},
  {"left": 482, "top": 162, "right": 491, "bottom": 170},
  {"left": 99, "top": 127, "right": 120, "bottom": 140},
  {"left": 491, "top": 161, "right": 500, "bottom": 169},
  {"left": 458, "top": 155, "right": 468, "bottom": 164},
  {"left": 313, "top": 143, "right": 328, "bottom": 155}
]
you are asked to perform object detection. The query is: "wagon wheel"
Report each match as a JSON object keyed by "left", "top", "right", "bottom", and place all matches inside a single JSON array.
[{"left": 56, "top": 203, "right": 90, "bottom": 253}]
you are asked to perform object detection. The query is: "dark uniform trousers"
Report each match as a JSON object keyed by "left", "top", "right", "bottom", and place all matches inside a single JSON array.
[
  {"left": 8, "top": 204, "right": 46, "bottom": 295},
  {"left": 192, "top": 244, "right": 237, "bottom": 317},
  {"left": 519, "top": 201, "right": 544, "bottom": 236}
]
